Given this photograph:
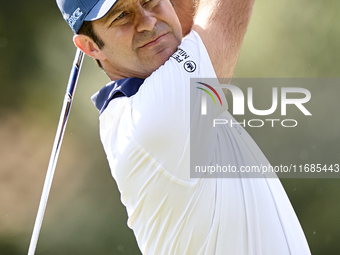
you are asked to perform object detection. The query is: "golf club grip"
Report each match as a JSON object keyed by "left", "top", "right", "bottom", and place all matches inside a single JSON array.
[{"left": 28, "top": 48, "right": 84, "bottom": 255}]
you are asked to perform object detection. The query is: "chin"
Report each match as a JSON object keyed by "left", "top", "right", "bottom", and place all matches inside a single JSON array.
[
  {"left": 139, "top": 43, "right": 179, "bottom": 78},
  {"left": 156, "top": 44, "right": 178, "bottom": 66}
]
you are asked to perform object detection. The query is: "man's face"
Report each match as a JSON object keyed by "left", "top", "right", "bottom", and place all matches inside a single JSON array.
[{"left": 92, "top": 0, "right": 182, "bottom": 80}]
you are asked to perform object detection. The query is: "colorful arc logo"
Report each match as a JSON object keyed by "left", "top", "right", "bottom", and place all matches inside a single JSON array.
[{"left": 196, "top": 82, "right": 223, "bottom": 115}]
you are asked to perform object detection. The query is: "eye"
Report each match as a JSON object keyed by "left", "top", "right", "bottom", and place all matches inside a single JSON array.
[
  {"left": 115, "top": 12, "right": 126, "bottom": 21},
  {"left": 143, "top": 0, "right": 153, "bottom": 6}
]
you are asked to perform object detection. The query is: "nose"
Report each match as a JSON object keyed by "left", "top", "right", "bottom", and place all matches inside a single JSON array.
[{"left": 135, "top": 8, "right": 157, "bottom": 32}]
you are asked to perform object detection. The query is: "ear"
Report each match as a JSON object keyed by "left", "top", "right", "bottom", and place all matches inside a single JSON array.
[{"left": 73, "top": 34, "right": 106, "bottom": 60}]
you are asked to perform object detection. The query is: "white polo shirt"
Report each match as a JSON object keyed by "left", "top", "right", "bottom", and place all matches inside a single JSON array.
[{"left": 92, "top": 31, "right": 311, "bottom": 255}]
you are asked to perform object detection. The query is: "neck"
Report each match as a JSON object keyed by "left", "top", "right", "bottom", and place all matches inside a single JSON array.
[{"left": 101, "top": 62, "right": 149, "bottom": 81}]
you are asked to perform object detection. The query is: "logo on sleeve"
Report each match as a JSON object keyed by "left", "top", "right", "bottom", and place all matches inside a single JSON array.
[
  {"left": 171, "top": 48, "right": 197, "bottom": 72},
  {"left": 171, "top": 48, "right": 190, "bottom": 63},
  {"left": 184, "top": 61, "right": 196, "bottom": 73}
]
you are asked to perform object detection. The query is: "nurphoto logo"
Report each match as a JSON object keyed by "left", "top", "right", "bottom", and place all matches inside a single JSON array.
[
  {"left": 196, "top": 82, "right": 223, "bottom": 115},
  {"left": 196, "top": 81, "right": 312, "bottom": 128}
]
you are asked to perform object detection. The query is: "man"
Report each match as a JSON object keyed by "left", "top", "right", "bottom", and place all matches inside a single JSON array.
[{"left": 57, "top": 0, "right": 311, "bottom": 254}]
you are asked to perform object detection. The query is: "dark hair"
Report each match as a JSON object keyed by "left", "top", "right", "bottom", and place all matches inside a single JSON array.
[{"left": 78, "top": 21, "right": 105, "bottom": 69}]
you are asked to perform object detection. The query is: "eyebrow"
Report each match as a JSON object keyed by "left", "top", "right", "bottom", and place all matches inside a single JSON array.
[{"left": 102, "top": 2, "right": 129, "bottom": 23}]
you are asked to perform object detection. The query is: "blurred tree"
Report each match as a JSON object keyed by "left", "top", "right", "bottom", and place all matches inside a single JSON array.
[{"left": 0, "top": 1, "right": 58, "bottom": 110}]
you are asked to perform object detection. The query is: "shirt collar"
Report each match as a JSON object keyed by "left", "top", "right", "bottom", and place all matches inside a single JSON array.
[{"left": 91, "top": 77, "right": 144, "bottom": 114}]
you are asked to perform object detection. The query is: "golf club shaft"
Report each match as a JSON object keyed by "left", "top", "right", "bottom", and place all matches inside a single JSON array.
[{"left": 28, "top": 48, "right": 84, "bottom": 255}]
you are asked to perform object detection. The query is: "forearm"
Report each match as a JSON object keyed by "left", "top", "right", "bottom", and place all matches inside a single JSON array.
[
  {"left": 172, "top": 0, "right": 199, "bottom": 36},
  {"left": 193, "top": 0, "right": 255, "bottom": 78}
]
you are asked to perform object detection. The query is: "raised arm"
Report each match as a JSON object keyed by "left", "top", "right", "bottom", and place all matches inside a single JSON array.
[
  {"left": 193, "top": 0, "right": 255, "bottom": 78},
  {"left": 172, "top": 0, "right": 198, "bottom": 36}
]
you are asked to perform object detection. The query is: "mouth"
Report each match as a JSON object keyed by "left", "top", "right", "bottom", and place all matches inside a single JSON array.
[{"left": 140, "top": 32, "right": 169, "bottom": 48}]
